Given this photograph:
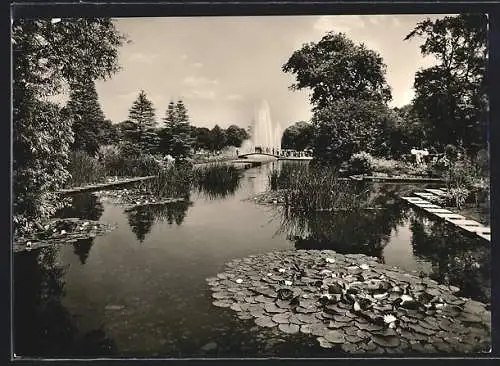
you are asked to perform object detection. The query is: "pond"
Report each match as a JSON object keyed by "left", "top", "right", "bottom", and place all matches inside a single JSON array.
[{"left": 13, "top": 161, "right": 490, "bottom": 358}]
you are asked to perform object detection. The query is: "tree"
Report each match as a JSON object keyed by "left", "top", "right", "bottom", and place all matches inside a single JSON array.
[
  {"left": 281, "top": 121, "right": 314, "bottom": 151},
  {"left": 311, "top": 98, "right": 399, "bottom": 164},
  {"left": 210, "top": 125, "right": 227, "bottom": 151},
  {"left": 192, "top": 127, "right": 212, "bottom": 151},
  {"left": 159, "top": 100, "right": 194, "bottom": 158},
  {"left": 12, "top": 18, "right": 125, "bottom": 236},
  {"left": 225, "top": 124, "right": 249, "bottom": 147},
  {"left": 98, "top": 119, "right": 120, "bottom": 146},
  {"left": 126, "top": 90, "right": 159, "bottom": 153},
  {"left": 405, "top": 14, "right": 488, "bottom": 154},
  {"left": 282, "top": 32, "right": 392, "bottom": 110},
  {"left": 63, "top": 79, "right": 106, "bottom": 156}
]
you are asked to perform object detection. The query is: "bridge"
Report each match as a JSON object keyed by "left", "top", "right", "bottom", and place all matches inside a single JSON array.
[{"left": 237, "top": 152, "right": 280, "bottom": 159}]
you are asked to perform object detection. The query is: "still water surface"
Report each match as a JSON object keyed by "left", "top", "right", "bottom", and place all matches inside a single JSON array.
[{"left": 14, "top": 162, "right": 490, "bottom": 358}]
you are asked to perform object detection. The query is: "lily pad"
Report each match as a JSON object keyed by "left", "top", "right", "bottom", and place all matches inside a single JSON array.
[
  {"left": 324, "top": 330, "right": 346, "bottom": 344},
  {"left": 255, "top": 316, "right": 277, "bottom": 328},
  {"left": 278, "top": 323, "right": 300, "bottom": 334}
]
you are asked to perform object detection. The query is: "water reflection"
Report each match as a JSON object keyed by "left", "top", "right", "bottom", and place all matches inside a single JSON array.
[
  {"left": 195, "top": 164, "right": 242, "bottom": 200},
  {"left": 408, "top": 210, "right": 491, "bottom": 303},
  {"left": 274, "top": 182, "right": 490, "bottom": 303},
  {"left": 125, "top": 200, "right": 193, "bottom": 242},
  {"left": 14, "top": 247, "right": 117, "bottom": 357},
  {"left": 55, "top": 193, "right": 105, "bottom": 266}
]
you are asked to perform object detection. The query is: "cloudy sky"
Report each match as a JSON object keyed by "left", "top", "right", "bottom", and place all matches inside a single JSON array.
[{"left": 95, "top": 15, "right": 449, "bottom": 130}]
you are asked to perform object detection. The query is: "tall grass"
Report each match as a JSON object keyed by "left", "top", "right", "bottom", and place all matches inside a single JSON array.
[
  {"left": 137, "top": 165, "right": 194, "bottom": 199},
  {"left": 67, "top": 151, "right": 107, "bottom": 187},
  {"left": 193, "top": 162, "right": 242, "bottom": 199},
  {"left": 268, "top": 163, "right": 369, "bottom": 212}
]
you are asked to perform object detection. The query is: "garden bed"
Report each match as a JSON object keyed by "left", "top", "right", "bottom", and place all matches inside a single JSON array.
[{"left": 13, "top": 218, "right": 116, "bottom": 253}]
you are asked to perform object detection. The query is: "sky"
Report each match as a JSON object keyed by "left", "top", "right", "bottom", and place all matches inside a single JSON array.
[{"left": 94, "top": 15, "right": 450, "bottom": 130}]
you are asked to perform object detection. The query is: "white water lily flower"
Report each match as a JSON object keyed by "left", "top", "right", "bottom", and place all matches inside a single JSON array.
[
  {"left": 384, "top": 314, "right": 397, "bottom": 324},
  {"left": 278, "top": 268, "right": 286, "bottom": 273},
  {"left": 267, "top": 273, "right": 273, "bottom": 277},
  {"left": 235, "top": 279, "right": 243, "bottom": 284},
  {"left": 321, "top": 293, "right": 332, "bottom": 300},
  {"left": 401, "top": 294, "right": 413, "bottom": 302},
  {"left": 60, "top": 230, "right": 66, "bottom": 235},
  {"left": 325, "top": 258, "right": 335, "bottom": 263},
  {"left": 44, "top": 225, "right": 50, "bottom": 230},
  {"left": 360, "top": 264, "right": 370, "bottom": 270},
  {"left": 388, "top": 322, "right": 396, "bottom": 329},
  {"left": 435, "top": 303, "right": 445, "bottom": 309},
  {"left": 373, "top": 292, "right": 388, "bottom": 300},
  {"left": 26, "top": 241, "right": 32, "bottom": 247},
  {"left": 353, "top": 301, "right": 361, "bottom": 312},
  {"left": 284, "top": 280, "right": 293, "bottom": 286}
]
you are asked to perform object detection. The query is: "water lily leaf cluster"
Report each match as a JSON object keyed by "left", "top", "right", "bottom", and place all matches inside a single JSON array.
[
  {"left": 207, "top": 249, "right": 490, "bottom": 354},
  {"left": 13, "top": 218, "right": 116, "bottom": 253}
]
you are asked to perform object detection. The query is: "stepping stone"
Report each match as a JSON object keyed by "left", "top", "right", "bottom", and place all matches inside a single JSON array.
[
  {"left": 425, "top": 189, "right": 448, "bottom": 197},
  {"left": 427, "top": 208, "right": 454, "bottom": 214},
  {"left": 449, "top": 219, "right": 482, "bottom": 227},
  {"left": 437, "top": 214, "right": 466, "bottom": 220},
  {"left": 465, "top": 227, "right": 491, "bottom": 234},
  {"left": 415, "top": 203, "right": 441, "bottom": 209},
  {"left": 477, "top": 233, "right": 491, "bottom": 241}
]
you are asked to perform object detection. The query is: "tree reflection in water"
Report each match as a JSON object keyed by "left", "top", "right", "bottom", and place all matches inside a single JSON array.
[
  {"left": 126, "top": 199, "right": 193, "bottom": 242},
  {"left": 408, "top": 210, "right": 491, "bottom": 303},
  {"left": 55, "top": 192, "right": 105, "bottom": 266},
  {"left": 14, "top": 247, "right": 117, "bottom": 357}
]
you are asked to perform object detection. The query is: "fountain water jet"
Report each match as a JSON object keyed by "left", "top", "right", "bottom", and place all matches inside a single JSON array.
[{"left": 240, "top": 100, "right": 282, "bottom": 155}]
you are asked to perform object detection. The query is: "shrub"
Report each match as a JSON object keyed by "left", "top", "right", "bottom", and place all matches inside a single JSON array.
[
  {"left": 13, "top": 97, "right": 73, "bottom": 237},
  {"left": 347, "top": 152, "right": 374, "bottom": 175},
  {"left": 67, "top": 150, "right": 106, "bottom": 187}
]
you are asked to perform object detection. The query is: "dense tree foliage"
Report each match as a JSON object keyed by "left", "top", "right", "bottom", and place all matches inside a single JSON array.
[
  {"left": 63, "top": 80, "right": 107, "bottom": 156},
  {"left": 405, "top": 14, "right": 488, "bottom": 154},
  {"left": 282, "top": 32, "right": 392, "bottom": 110},
  {"left": 281, "top": 121, "right": 314, "bottom": 151},
  {"left": 312, "top": 99, "right": 400, "bottom": 164},
  {"left": 225, "top": 124, "right": 249, "bottom": 148},
  {"left": 12, "top": 18, "right": 125, "bottom": 236},
  {"left": 209, "top": 125, "right": 227, "bottom": 151}
]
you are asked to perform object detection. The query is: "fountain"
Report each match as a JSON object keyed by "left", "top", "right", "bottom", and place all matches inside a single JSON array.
[{"left": 240, "top": 100, "right": 283, "bottom": 156}]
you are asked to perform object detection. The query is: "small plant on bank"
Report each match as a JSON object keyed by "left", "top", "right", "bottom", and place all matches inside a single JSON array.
[{"left": 347, "top": 152, "right": 374, "bottom": 176}]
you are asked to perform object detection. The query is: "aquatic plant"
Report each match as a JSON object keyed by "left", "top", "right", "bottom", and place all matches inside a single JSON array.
[
  {"left": 207, "top": 249, "right": 490, "bottom": 354},
  {"left": 136, "top": 165, "right": 193, "bottom": 199},
  {"left": 194, "top": 162, "right": 242, "bottom": 199},
  {"left": 267, "top": 164, "right": 369, "bottom": 212}
]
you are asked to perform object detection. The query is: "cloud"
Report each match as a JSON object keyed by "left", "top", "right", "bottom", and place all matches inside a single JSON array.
[
  {"left": 182, "top": 75, "right": 219, "bottom": 86},
  {"left": 313, "top": 15, "right": 366, "bottom": 34},
  {"left": 367, "top": 15, "right": 402, "bottom": 27},
  {"left": 225, "top": 94, "right": 244, "bottom": 101},
  {"left": 128, "top": 52, "right": 158, "bottom": 64},
  {"left": 180, "top": 54, "right": 188, "bottom": 60},
  {"left": 183, "top": 89, "right": 217, "bottom": 100},
  {"left": 192, "top": 62, "right": 203, "bottom": 68}
]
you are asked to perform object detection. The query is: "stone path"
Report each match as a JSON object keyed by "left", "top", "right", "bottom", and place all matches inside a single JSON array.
[{"left": 400, "top": 193, "right": 491, "bottom": 242}]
